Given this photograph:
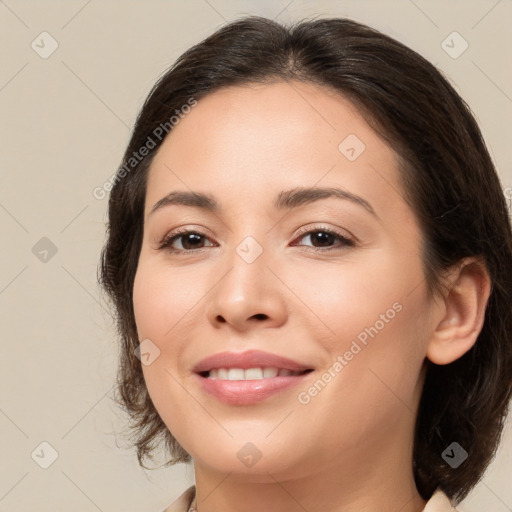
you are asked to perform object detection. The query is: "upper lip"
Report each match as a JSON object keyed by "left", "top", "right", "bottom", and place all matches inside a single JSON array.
[{"left": 193, "top": 350, "right": 313, "bottom": 374}]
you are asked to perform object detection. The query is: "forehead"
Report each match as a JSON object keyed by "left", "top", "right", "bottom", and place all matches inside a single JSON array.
[{"left": 145, "top": 80, "right": 406, "bottom": 220}]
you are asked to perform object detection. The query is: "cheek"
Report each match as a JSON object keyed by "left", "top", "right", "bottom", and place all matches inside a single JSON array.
[
  {"left": 132, "top": 262, "right": 202, "bottom": 447},
  {"left": 132, "top": 261, "right": 197, "bottom": 398},
  {"left": 293, "top": 247, "right": 429, "bottom": 403},
  {"left": 133, "top": 261, "right": 203, "bottom": 343},
  {"left": 287, "top": 245, "right": 424, "bottom": 343}
]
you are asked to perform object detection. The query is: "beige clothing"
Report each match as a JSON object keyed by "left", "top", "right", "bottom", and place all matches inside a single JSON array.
[{"left": 162, "top": 485, "right": 458, "bottom": 511}]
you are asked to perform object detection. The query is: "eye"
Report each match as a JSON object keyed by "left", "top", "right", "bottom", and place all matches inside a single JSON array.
[
  {"left": 158, "top": 229, "right": 215, "bottom": 253},
  {"left": 157, "top": 225, "right": 355, "bottom": 254},
  {"left": 291, "top": 226, "right": 355, "bottom": 251}
]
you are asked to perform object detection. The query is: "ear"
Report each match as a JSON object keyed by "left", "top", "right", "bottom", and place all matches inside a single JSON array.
[{"left": 426, "top": 257, "right": 491, "bottom": 365}]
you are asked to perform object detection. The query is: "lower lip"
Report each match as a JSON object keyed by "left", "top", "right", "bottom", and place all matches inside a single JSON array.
[{"left": 196, "top": 373, "right": 312, "bottom": 405}]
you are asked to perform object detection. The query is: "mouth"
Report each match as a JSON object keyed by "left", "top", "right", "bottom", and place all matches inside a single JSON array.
[
  {"left": 193, "top": 350, "right": 314, "bottom": 405},
  {"left": 200, "top": 367, "right": 312, "bottom": 380}
]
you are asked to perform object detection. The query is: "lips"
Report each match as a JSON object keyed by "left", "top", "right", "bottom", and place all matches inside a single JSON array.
[{"left": 193, "top": 350, "right": 314, "bottom": 405}]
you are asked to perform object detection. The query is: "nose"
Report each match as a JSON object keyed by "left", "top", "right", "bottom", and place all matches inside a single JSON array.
[{"left": 206, "top": 242, "right": 288, "bottom": 333}]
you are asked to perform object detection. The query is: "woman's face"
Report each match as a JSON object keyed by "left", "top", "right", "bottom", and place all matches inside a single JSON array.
[{"left": 133, "top": 80, "right": 441, "bottom": 481}]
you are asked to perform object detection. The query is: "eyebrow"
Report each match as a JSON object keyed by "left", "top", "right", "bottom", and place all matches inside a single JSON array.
[{"left": 150, "top": 186, "right": 378, "bottom": 218}]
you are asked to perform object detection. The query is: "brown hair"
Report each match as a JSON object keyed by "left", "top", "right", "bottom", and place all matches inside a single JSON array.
[{"left": 99, "top": 15, "right": 512, "bottom": 503}]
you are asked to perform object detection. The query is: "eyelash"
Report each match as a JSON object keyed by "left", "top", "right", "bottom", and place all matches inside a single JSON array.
[{"left": 157, "top": 225, "right": 355, "bottom": 254}]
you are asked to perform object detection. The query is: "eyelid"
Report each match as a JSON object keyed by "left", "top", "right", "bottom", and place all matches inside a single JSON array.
[
  {"left": 156, "top": 225, "right": 216, "bottom": 251},
  {"left": 157, "top": 223, "right": 356, "bottom": 253},
  {"left": 290, "top": 224, "right": 356, "bottom": 251},
  {"left": 293, "top": 223, "right": 354, "bottom": 242}
]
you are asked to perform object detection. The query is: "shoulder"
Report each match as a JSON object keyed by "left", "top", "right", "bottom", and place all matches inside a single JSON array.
[
  {"left": 423, "top": 489, "right": 459, "bottom": 511},
  {"left": 160, "top": 485, "right": 196, "bottom": 512}
]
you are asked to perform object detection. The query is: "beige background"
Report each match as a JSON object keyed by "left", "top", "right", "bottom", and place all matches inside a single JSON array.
[{"left": 1, "top": 0, "right": 511, "bottom": 510}]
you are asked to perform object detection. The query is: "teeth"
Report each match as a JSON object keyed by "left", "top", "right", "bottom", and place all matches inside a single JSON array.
[
  {"left": 227, "top": 368, "right": 245, "bottom": 380},
  {"left": 207, "top": 367, "right": 304, "bottom": 380},
  {"left": 245, "top": 367, "right": 263, "bottom": 380},
  {"left": 263, "top": 367, "right": 279, "bottom": 378}
]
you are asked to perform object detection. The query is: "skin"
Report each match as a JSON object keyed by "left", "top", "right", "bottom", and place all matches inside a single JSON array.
[{"left": 132, "top": 80, "right": 490, "bottom": 512}]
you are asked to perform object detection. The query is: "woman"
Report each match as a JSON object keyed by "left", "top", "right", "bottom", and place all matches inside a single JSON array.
[{"left": 99, "top": 15, "right": 512, "bottom": 512}]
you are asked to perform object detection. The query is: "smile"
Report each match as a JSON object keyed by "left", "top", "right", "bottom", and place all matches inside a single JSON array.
[
  {"left": 205, "top": 367, "right": 310, "bottom": 380},
  {"left": 193, "top": 350, "right": 314, "bottom": 405}
]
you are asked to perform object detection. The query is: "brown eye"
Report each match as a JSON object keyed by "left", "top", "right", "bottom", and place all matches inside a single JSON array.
[
  {"left": 159, "top": 230, "right": 215, "bottom": 252},
  {"left": 293, "top": 228, "right": 354, "bottom": 251}
]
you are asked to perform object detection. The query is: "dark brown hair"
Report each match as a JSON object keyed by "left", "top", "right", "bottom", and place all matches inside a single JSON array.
[{"left": 99, "top": 15, "right": 512, "bottom": 503}]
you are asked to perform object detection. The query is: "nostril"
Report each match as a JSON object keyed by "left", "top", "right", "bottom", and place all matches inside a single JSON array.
[{"left": 252, "top": 314, "right": 268, "bottom": 320}]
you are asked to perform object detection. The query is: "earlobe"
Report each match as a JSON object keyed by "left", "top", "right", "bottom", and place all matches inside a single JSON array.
[{"left": 426, "top": 257, "right": 491, "bottom": 365}]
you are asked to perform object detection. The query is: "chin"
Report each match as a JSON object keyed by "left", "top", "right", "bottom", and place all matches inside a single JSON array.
[{"left": 186, "top": 435, "right": 310, "bottom": 479}]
